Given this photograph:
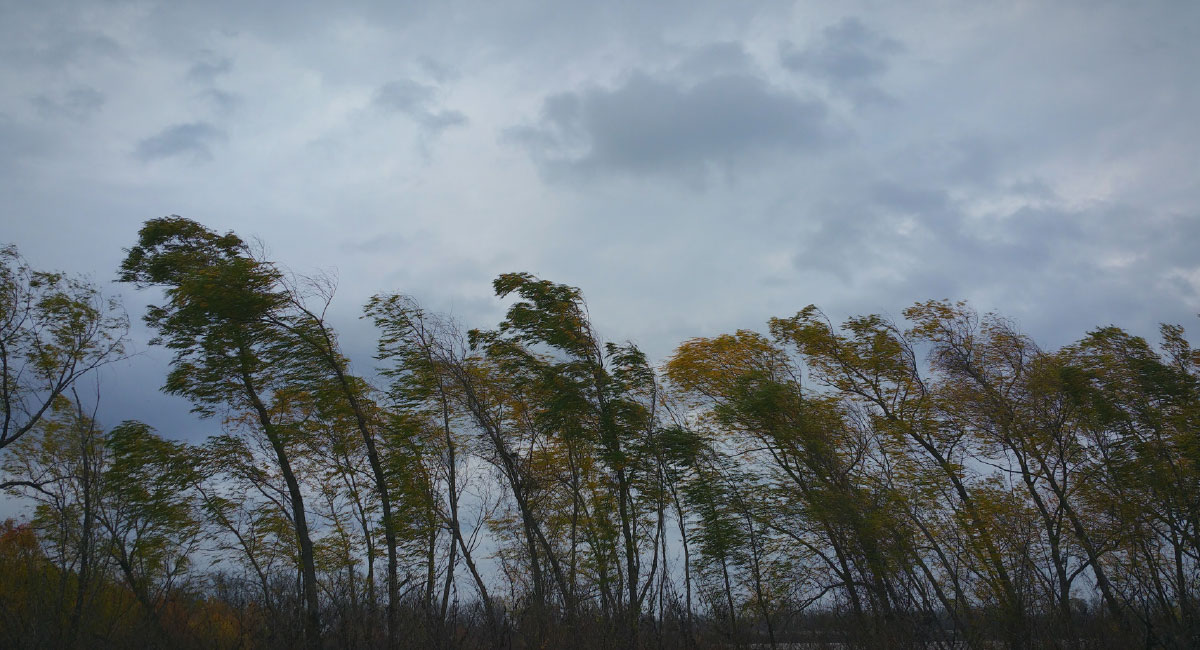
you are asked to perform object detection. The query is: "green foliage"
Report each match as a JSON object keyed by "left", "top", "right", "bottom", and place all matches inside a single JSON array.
[
  {"left": 118, "top": 217, "right": 294, "bottom": 414},
  {"left": 103, "top": 421, "right": 203, "bottom": 605},
  {"left": 5, "top": 224, "right": 1199, "bottom": 648},
  {"left": 0, "top": 245, "right": 127, "bottom": 451}
]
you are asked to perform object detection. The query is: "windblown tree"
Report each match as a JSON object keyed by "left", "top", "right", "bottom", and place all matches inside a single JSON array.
[
  {"left": 298, "top": 403, "right": 385, "bottom": 644},
  {"left": 666, "top": 302, "right": 1200, "bottom": 648},
  {"left": 100, "top": 421, "right": 205, "bottom": 637},
  {"left": 0, "top": 245, "right": 127, "bottom": 455},
  {"left": 905, "top": 301, "right": 1127, "bottom": 636},
  {"left": 2, "top": 401, "right": 204, "bottom": 647},
  {"left": 367, "top": 294, "right": 500, "bottom": 644},
  {"left": 264, "top": 273, "right": 407, "bottom": 649},
  {"left": 469, "top": 273, "right": 661, "bottom": 649},
  {"left": 371, "top": 277, "right": 668, "bottom": 648},
  {"left": 1061, "top": 325, "right": 1200, "bottom": 645},
  {"left": 1, "top": 397, "right": 110, "bottom": 647},
  {"left": 772, "top": 306, "right": 1034, "bottom": 645},
  {"left": 118, "top": 218, "right": 324, "bottom": 648},
  {"left": 424, "top": 315, "right": 571, "bottom": 643},
  {"left": 5, "top": 220, "right": 1199, "bottom": 650},
  {"left": 190, "top": 432, "right": 301, "bottom": 623},
  {"left": 666, "top": 329, "right": 923, "bottom": 646}
]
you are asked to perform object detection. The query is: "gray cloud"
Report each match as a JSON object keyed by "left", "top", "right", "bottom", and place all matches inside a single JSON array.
[
  {"left": 340, "top": 232, "right": 409, "bottom": 255},
  {"left": 781, "top": 18, "right": 902, "bottom": 104},
  {"left": 673, "top": 42, "right": 754, "bottom": 79},
  {"left": 0, "top": 116, "right": 49, "bottom": 176},
  {"left": 198, "top": 89, "right": 240, "bottom": 114},
  {"left": 510, "top": 65, "right": 834, "bottom": 183},
  {"left": 789, "top": 172, "right": 1200, "bottom": 349},
  {"left": 187, "top": 55, "right": 233, "bottom": 84},
  {"left": 31, "top": 86, "right": 105, "bottom": 121},
  {"left": 373, "top": 79, "right": 467, "bottom": 133},
  {"left": 5, "top": 28, "right": 122, "bottom": 68},
  {"left": 782, "top": 18, "right": 901, "bottom": 80},
  {"left": 135, "top": 122, "right": 226, "bottom": 162},
  {"left": 1, "top": 0, "right": 1198, "bottom": 442},
  {"left": 417, "top": 57, "right": 458, "bottom": 84}
]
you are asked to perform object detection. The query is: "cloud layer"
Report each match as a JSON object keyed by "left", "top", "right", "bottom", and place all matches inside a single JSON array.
[{"left": 0, "top": 0, "right": 1197, "bottom": 455}]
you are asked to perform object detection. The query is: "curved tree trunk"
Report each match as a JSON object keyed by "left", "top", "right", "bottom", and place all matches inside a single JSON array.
[{"left": 239, "top": 359, "right": 322, "bottom": 650}]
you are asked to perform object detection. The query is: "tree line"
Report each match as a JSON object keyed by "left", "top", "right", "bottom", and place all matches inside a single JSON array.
[{"left": 1, "top": 217, "right": 1197, "bottom": 649}]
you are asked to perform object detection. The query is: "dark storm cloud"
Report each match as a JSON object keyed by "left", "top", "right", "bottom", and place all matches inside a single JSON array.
[
  {"left": 134, "top": 122, "right": 226, "bottom": 162},
  {"left": 373, "top": 79, "right": 467, "bottom": 133},
  {"left": 31, "top": 86, "right": 105, "bottom": 121},
  {"left": 510, "top": 66, "right": 834, "bottom": 182}
]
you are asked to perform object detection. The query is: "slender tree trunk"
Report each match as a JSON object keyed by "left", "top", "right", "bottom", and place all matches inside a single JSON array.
[
  {"left": 440, "top": 530, "right": 457, "bottom": 645},
  {"left": 744, "top": 512, "right": 776, "bottom": 649},
  {"left": 453, "top": 523, "right": 500, "bottom": 648},
  {"left": 331, "top": 369, "right": 400, "bottom": 649},
  {"left": 671, "top": 486, "right": 695, "bottom": 647},
  {"left": 433, "top": 369, "right": 503, "bottom": 646},
  {"left": 615, "top": 466, "right": 640, "bottom": 650},
  {"left": 721, "top": 554, "right": 738, "bottom": 643},
  {"left": 278, "top": 312, "right": 402, "bottom": 649},
  {"left": 339, "top": 447, "right": 378, "bottom": 622},
  {"left": 452, "top": 366, "right": 573, "bottom": 623},
  {"left": 69, "top": 423, "right": 97, "bottom": 649},
  {"left": 238, "top": 360, "right": 321, "bottom": 650}
]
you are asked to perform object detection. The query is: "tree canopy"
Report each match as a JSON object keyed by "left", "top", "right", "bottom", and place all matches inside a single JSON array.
[{"left": 1, "top": 221, "right": 1197, "bottom": 649}]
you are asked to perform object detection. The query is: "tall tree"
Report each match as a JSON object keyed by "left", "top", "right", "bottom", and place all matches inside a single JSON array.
[
  {"left": 118, "top": 217, "right": 323, "bottom": 648},
  {"left": 472, "top": 273, "right": 658, "bottom": 649},
  {"left": 775, "top": 305, "right": 1030, "bottom": 645},
  {"left": 266, "top": 274, "right": 407, "bottom": 648},
  {"left": 367, "top": 294, "right": 501, "bottom": 644},
  {"left": 1063, "top": 324, "right": 1200, "bottom": 644},
  {"left": 666, "top": 329, "right": 917, "bottom": 643}
]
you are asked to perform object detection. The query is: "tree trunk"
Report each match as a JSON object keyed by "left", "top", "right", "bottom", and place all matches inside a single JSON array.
[{"left": 239, "top": 360, "right": 321, "bottom": 649}]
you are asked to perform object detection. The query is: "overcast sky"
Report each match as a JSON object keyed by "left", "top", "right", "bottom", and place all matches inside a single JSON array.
[{"left": 3, "top": 0, "right": 1199, "bottom": 445}]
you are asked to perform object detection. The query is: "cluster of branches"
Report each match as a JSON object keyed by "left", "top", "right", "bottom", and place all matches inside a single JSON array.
[{"left": 1, "top": 219, "right": 1197, "bottom": 649}]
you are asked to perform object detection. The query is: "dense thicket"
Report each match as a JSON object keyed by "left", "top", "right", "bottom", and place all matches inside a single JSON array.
[{"left": 2, "top": 220, "right": 1197, "bottom": 649}]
